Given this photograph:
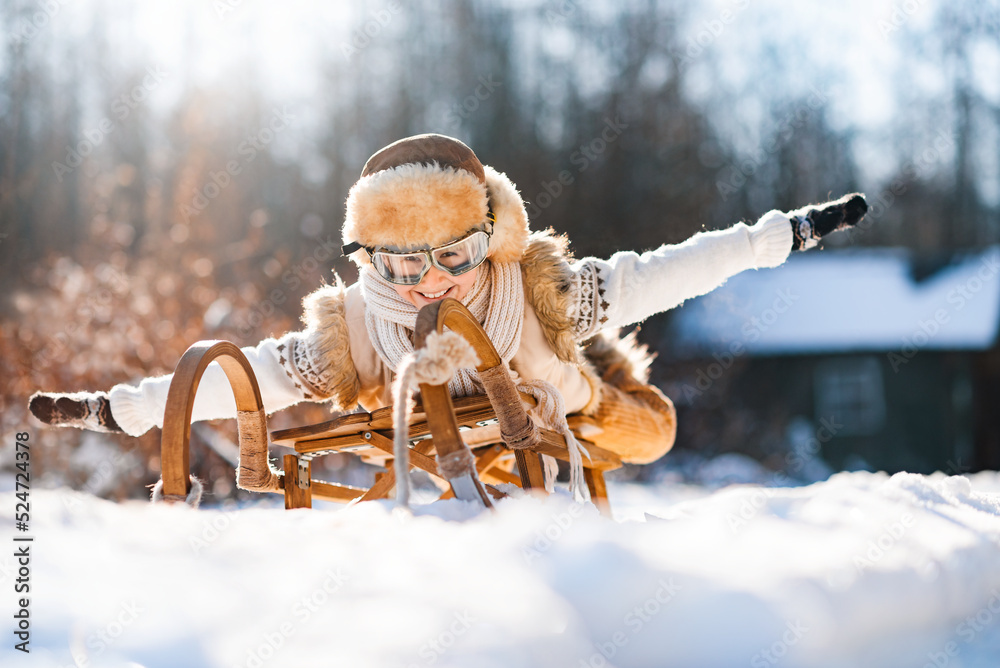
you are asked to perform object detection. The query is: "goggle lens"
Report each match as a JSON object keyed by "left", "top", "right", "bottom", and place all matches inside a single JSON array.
[{"left": 371, "top": 230, "right": 491, "bottom": 285}]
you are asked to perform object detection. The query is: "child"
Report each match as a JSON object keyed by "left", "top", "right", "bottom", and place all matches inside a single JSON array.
[{"left": 30, "top": 133, "right": 866, "bottom": 486}]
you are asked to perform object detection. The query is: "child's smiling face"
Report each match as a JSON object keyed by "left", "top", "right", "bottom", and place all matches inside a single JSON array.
[{"left": 392, "top": 265, "right": 479, "bottom": 309}]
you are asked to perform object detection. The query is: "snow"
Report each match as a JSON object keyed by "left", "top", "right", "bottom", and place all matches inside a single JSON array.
[
  {"left": 671, "top": 246, "right": 1000, "bottom": 355},
  {"left": 4, "top": 471, "right": 1000, "bottom": 668}
]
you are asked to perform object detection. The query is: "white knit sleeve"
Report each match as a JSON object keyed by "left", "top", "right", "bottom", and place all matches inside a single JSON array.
[
  {"left": 108, "top": 331, "right": 326, "bottom": 437},
  {"left": 570, "top": 210, "right": 793, "bottom": 338}
]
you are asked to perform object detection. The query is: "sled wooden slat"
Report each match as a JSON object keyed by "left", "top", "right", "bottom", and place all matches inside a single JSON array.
[
  {"left": 360, "top": 464, "right": 396, "bottom": 501},
  {"left": 475, "top": 444, "right": 505, "bottom": 474},
  {"left": 271, "top": 393, "right": 539, "bottom": 447},
  {"left": 363, "top": 430, "right": 449, "bottom": 485},
  {"left": 516, "top": 450, "right": 547, "bottom": 489},
  {"left": 483, "top": 484, "right": 507, "bottom": 500},
  {"left": 309, "top": 481, "right": 367, "bottom": 503},
  {"left": 269, "top": 412, "right": 374, "bottom": 445},
  {"left": 585, "top": 468, "right": 611, "bottom": 518},
  {"left": 481, "top": 469, "right": 520, "bottom": 486},
  {"left": 522, "top": 428, "right": 622, "bottom": 471}
]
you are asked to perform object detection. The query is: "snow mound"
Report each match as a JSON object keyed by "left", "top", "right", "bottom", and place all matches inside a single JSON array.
[{"left": 4, "top": 471, "right": 1000, "bottom": 668}]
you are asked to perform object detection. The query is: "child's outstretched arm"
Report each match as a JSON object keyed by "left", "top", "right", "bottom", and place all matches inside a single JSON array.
[
  {"left": 30, "top": 331, "right": 333, "bottom": 436},
  {"left": 570, "top": 194, "right": 867, "bottom": 338}
]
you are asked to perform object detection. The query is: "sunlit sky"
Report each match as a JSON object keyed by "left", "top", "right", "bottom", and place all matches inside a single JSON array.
[{"left": 11, "top": 0, "right": 1000, "bottom": 200}]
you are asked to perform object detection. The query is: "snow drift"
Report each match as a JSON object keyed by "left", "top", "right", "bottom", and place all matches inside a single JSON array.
[{"left": 4, "top": 471, "right": 1000, "bottom": 668}]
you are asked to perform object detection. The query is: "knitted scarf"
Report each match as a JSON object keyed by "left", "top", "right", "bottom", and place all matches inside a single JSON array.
[{"left": 360, "top": 260, "right": 525, "bottom": 396}]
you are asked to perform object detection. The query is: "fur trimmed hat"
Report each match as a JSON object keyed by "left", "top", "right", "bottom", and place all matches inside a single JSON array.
[{"left": 342, "top": 134, "right": 529, "bottom": 265}]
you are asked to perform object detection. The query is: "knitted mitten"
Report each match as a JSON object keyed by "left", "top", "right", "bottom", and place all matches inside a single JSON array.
[
  {"left": 28, "top": 391, "right": 124, "bottom": 433},
  {"left": 789, "top": 193, "right": 868, "bottom": 250}
]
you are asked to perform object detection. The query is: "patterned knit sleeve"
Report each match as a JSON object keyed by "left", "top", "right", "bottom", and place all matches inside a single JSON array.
[
  {"left": 275, "top": 331, "right": 336, "bottom": 401},
  {"left": 567, "top": 259, "right": 612, "bottom": 341}
]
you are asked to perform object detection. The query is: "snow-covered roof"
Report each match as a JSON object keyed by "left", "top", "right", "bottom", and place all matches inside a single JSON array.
[{"left": 671, "top": 245, "right": 1000, "bottom": 355}]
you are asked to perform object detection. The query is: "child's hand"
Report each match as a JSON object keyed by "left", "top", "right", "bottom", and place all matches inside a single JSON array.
[
  {"left": 789, "top": 193, "right": 868, "bottom": 250},
  {"left": 28, "top": 391, "right": 124, "bottom": 433}
]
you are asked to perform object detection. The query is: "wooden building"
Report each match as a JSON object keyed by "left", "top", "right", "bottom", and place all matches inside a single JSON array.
[{"left": 660, "top": 246, "right": 1000, "bottom": 475}]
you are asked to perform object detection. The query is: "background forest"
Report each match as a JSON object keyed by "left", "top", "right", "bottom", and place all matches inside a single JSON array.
[{"left": 2, "top": 0, "right": 998, "bottom": 500}]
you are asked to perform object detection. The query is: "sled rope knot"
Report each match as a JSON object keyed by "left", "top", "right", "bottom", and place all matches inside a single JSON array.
[
  {"left": 520, "top": 379, "right": 592, "bottom": 503},
  {"left": 436, "top": 448, "right": 477, "bottom": 480},
  {"left": 392, "top": 330, "right": 481, "bottom": 507},
  {"left": 236, "top": 408, "right": 281, "bottom": 492}
]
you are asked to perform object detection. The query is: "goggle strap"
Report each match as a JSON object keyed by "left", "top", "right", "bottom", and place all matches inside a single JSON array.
[
  {"left": 342, "top": 241, "right": 364, "bottom": 257},
  {"left": 344, "top": 213, "right": 493, "bottom": 260}
]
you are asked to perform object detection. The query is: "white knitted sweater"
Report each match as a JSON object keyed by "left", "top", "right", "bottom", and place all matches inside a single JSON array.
[{"left": 109, "top": 211, "right": 792, "bottom": 436}]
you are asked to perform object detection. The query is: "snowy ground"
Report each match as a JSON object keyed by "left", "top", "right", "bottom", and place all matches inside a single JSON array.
[{"left": 3, "top": 471, "right": 1000, "bottom": 668}]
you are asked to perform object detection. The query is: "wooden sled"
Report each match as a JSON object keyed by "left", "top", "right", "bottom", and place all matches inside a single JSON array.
[{"left": 157, "top": 299, "right": 622, "bottom": 514}]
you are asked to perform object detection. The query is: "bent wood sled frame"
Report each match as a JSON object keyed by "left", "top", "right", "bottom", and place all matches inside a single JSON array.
[{"left": 156, "top": 299, "right": 619, "bottom": 513}]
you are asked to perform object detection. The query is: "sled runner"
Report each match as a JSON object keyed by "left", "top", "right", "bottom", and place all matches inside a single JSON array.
[{"left": 156, "top": 299, "right": 622, "bottom": 514}]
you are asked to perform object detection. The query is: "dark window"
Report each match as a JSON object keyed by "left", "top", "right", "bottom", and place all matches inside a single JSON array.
[{"left": 814, "top": 356, "right": 886, "bottom": 436}]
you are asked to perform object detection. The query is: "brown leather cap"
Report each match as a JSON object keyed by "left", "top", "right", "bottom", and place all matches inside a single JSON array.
[{"left": 361, "top": 133, "right": 486, "bottom": 183}]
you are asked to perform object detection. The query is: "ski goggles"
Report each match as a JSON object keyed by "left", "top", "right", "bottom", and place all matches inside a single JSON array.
[{"left": 342, "top": 213, "right": 494, "bottom": 286}]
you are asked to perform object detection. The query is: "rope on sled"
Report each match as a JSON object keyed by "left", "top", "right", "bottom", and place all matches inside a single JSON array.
[
  {"left": 391, "top": 330, "right": 481, "bottom": 508},
  {"left": 391, "top": 330, "right": 591, "bottom": 507},
  {"left": 518, "top": 379, "right": 592, "bottom": 504},
  {"left": 235, "top": 408, "right": 282, "bottom": 493}
]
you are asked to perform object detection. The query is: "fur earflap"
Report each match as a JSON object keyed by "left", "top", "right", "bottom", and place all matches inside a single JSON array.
[{"left": 483, "top": 165, "right": 530, "bottom": 264}]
